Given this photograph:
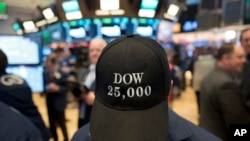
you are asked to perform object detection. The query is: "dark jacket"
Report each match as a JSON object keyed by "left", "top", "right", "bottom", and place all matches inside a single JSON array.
[
  {"left": 44, "top": 70, "right": 68, "bottom": 111},
  {"left": 200, "top": 66, "right": 250, "bottom": 141},
  {"left": 240, "top": 62, "right": 250, "bottom": 111},
  {"left": 0, "top": 101, "right": 43, "bottom": 141},
  {"left": 71, "top": 109, "right": 222, "bottom": 141},
  {"left": 0, "top": 72, "right": 50, "bottom": 141}
]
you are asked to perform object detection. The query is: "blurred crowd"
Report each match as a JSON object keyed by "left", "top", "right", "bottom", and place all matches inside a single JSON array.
[{"left": 1, "top": 28, "right": 250, "bottom": 141}]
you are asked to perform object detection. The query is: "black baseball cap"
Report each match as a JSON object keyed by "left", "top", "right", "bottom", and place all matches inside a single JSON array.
[{"left": 90, "top": 35, "right": 171, "bottom": 141}]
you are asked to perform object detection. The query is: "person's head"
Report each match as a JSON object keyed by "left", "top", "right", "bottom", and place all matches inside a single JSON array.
[
  {"left": 165, "top": 48, "right": 175, "bottom": 63},
  {"left": 89, "top": 38, "right": 107, "bottom": 64},
  {"left": 240, "top": 28, "right": 250, "bottom": 55},
  {"left": 90, "top": 35, "right": 171, "bottom": 141},
  {"left": 216, "top": 43, "right": 246, "bottom": 73},
  {"left": 45, "top": 53, "right": 58, "bottom": 72},
  {"left": 53, "top": 47, "right": 65, "bottom": 62},
  {"left": 0, "top": 50, "right": 8, "bottom": 71}
]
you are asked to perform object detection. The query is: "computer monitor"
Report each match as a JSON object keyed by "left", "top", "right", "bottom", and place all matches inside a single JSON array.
[
  {"left": 94, "top": 17, "right": 130, "bottom": 39},
  {"left": 0, "top": 35, "right": 42, "bottom": 65},
  {"left": 63, "top": 19, "right": 93, "bottom": 42},
  {"left": 131, "top": 18, "right": 159, "bottom": 39},
  {"left": 6, "top": 65, "right": 44, "bottom": 93}
]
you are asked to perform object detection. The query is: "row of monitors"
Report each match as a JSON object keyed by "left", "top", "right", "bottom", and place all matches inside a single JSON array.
[
  {"left": 0, "top": 19, "right": 197, "bottom": 66},
  {"left": 46, "top": 18, "right": 160, "bottom": 42},
  {"left": 44, "top": 18, "right": 198, "bottom": 43}
]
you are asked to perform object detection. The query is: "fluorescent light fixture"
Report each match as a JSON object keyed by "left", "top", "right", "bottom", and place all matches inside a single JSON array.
[
  {"left": 163, "top": 3, "right": 181, "bottom": 21},
  {"left": 95, "top": 10, "right": 110, "bottom": 15},
  {"left": 23, "top": 21, "right": 36, "bottom": 30},
  {"left": 22, "top": 21, "right": 39, "bottom": 33},
  {"left": 110, "top": 9, "right": 125, "bottom": 15},
  {"left": 95, "top": 9, "right": 125, "bottom": 16},
  {"left": 138, "top": 9, "right": 156, "bottom": 18},
  {"left": 42, "top": 8, "right": 55, "bottom": 20},
  {"left": 47, "top": 16, "right": 59, "bottom": 24},
  {"left": 167, "top": 4, "right": 180, "bottom": 16},
  {"left": 100, "top": 0, "right": 120, "bottom": 10},
  {"left": 65, "top": 11, "right": 82, "bottom": 20},
  {"left": 62, "top": 0, "right": 82, "bottom": 20},
  {"left": 35, "top": 19, "right": 47, "bottom": 27}
]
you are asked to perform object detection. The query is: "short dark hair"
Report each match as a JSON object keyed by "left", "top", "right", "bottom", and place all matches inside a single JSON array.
[
  {"left": 0, "top": 50, "right": 8, "bottom": 71},
  {"left": 46, "top": 53, "right": 58, "bottom": 65},
  {"left": 216, "top": 43, "right": 234, "bottom": 60},
  {"left": 240, "top": 28, "right": 250, "bottom": 42}
]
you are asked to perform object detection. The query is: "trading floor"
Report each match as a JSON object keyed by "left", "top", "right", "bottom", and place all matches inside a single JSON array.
[{"left": 33, "top": 84, "right": 199, "bottom": 141}]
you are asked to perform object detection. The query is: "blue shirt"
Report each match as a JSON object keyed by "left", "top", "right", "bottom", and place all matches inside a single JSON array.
[{"left": 71, "top": 109, "right": 222, "bottom": 141}]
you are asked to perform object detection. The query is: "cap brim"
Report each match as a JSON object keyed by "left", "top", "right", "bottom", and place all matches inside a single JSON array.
[{"left": 90, "top": 99, "right": 169, "bottom": 141}]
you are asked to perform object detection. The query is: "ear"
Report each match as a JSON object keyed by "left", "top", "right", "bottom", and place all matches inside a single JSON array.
[{"left": 222, "top": 54, "right": 231, "bottom": 63}]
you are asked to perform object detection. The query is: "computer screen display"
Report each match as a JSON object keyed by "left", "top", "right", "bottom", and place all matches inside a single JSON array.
[
  {"left": 63, "top": 19, "right": 93, "bottom": 41},
  {"left": 94, "top": 17, "right": 130, "bottom": 39},
  {"left": 182, "top": 20, "right": 197, "bottom": 32},
  {"left": 62, "top": 0, "right": 80, "bottom": 13},
  {"left": 140, "top": 0, "right": 159, "bottom": 10},
  {"left": 0, "top": 35, "right": 41, "bottom": 65},
  {"left": 186, "top": 0, "right": 200, "bottom": 5},
  {"left": 131, "top": 18, "right": 159, "bottom": 39},
  {"left": 6, "top": 65, "right": 44, "bottom": 93}
]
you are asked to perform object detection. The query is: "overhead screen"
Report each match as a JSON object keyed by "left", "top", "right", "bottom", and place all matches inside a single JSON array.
[
  {"left": 0, "top": 35, "right": 41, "bottom": 65},
  {"left": 63, "top": 19, "right": 93, "bottom": 41},
  {"left": 140, "top": 0, "right": 159, "bottom": 10},
  {"left": 186, "top": 0, "right": 200, "bottom": 5},
  {"left": 131, "top": 18, "right": 159, "bottom": 39},
  {"left": 6, "top": 66, "right": 44, "bottom": 93},
  {"left": 94, "top": 17, "right": 131, "bottom": 39}
]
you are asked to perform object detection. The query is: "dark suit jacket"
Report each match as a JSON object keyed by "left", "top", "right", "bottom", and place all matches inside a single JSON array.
[
  {"left": 200, "top": 66, "right": 250, "bottom": 141},
  {"left": 0, "top": 72, "right": 50, "bottom": 141},
  {"left": 0, "top": 101, "right": 43, "bottom": 141},
  {"left": 240, "top": 62, "right": 250, "bottom": 111},
  {"left": 71, "top": 109, "right": 222, "bottom": 141},
  {"left": 44, "top": 70, "right": 68, "bottom": 111}
]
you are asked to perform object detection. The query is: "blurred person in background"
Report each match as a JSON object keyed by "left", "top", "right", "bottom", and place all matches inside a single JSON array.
[
  {"left": 0, "top": 101, "right": 43, "bottom": 141},
  {"left": 192, "top": 49, "right": 216, "bottom": 114},
  {"left": 240, "top": 28, "right": 250, "bottom": 111},
  {"left": 0, "top": 50, "right": 50, "bottom": 141},
  {"left": 77, "top": 38, "right": 107, "bottom": 128},
  {"left": 165, "top": 48, "right": 182, "bottom": 105},
  {"left": 199, "top": 43, "right": 250, "bottom": 141},
  {"left": 44, "top": 53, "right": 69, "bottom": 141}
]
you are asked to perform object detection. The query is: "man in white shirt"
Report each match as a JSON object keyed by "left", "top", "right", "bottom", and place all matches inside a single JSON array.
[{"left": 78, "top": 38, "right": 107, "bottom": 128}]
